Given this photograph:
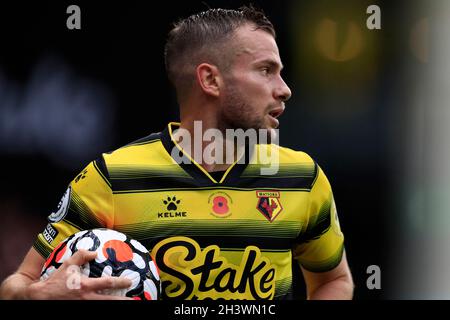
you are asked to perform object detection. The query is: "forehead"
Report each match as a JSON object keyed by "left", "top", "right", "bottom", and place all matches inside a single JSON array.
[{"left": 231, "top": 24, "right": 281, "bottom": 66}]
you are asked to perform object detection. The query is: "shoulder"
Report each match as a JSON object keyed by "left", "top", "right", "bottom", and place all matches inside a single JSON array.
[
  {"left": 253, "top": 143, "right": 318, "bottom": 174},
  {"left": 275, "top": 145, "right": 333, "bottom": 192},
  {"left": 102, "top": 132, "right": 163, "bottom": 163},
  {"left": 243, "top": 144, "right": 321, "bottom": 190},
  {"left": 255, "top": 143, "right": 316, "bottom": 163},
  {"left": 88, "top": 131, "right": 166, "bottom": 181},
  {"left": 272, "top": 144, "right": 316, "bottom": 164}
]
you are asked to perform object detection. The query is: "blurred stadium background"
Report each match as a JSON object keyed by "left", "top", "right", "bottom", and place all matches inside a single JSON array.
[{"left": 0, "top": 0, "right": 446, "bottom": 299}]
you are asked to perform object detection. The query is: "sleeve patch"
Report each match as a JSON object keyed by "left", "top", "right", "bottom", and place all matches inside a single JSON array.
[
  {"left": 42, "top": 223, "right": 59, "bottom": 243},
  {"left": 48, "top": 186, "right": 71, "bottom": 223}
]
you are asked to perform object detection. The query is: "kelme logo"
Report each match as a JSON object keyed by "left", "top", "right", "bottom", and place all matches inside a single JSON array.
[{"left": 158, "top": 196, "right": 187, "bottom": 218}]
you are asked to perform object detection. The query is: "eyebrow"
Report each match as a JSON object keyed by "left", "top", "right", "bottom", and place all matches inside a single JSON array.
[{"left": 255, "top": 59, "right": 284, "bottom": 71}]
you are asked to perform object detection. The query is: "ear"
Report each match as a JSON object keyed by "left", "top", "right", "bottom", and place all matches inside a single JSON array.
[{"left": 196, "top": 63, "right": 221, "bottom": 97}]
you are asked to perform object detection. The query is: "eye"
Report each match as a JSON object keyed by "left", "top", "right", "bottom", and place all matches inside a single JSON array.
[{"left": 260, "top": 67, "right": 270, "bottom": 76}]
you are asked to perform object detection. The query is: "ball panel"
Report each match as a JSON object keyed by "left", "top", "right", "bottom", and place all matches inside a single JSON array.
[
  {"left": 40, "top": 228, "right": 161, "bottom": 300},
  {"left": 102, "top": 240, "right": 133, "bottom": 262}
]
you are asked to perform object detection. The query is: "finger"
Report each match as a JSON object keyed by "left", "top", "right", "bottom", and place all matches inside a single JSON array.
[
  {"left": 64, "top": 250, "right": 97, "bottom": 267},
  {"left": 83, "top": 292, "right": 134, "bottom": 300},
  {"left": 82, "top": 276, "right": 132, "bottom": 291}
]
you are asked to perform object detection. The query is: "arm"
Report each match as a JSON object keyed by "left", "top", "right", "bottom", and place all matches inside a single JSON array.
[
  {"left": 0, "top": 158, "right": 129, "bottom": 300},
  {"left": 301, "top": 250, "right": 354, "bottom": 300},
  {"left": 0, "top": 248, "right": 43, "bottom": 299},
  {"left": 294, "top": 161, "right": 353, "bottom": 299},
  {"left": 0, "top": 247, "right": 131, "bottom": 300}
]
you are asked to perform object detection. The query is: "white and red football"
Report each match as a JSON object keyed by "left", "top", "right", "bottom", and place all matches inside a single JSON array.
[{"left": 40, "top": 228, "right": 160, "bottom": 300}]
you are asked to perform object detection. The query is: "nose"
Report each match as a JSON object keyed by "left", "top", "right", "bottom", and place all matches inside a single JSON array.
[{"left": 274, "top": 76, "right": 292, "bottom": 102}]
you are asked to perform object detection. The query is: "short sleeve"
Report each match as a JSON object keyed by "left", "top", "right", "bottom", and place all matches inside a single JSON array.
[
  {"left": 293, "top": 164, "right": 345, "bottom": 272},
  {"left": 33, "top": 156, "right": 114, "bottom": 259}
]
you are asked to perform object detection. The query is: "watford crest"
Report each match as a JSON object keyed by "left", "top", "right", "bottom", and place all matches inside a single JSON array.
[{"left": 256, "top": 190, "right": 283, "bottom": 222}]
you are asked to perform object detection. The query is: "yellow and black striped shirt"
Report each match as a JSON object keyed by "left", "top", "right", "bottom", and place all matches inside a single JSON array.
[{"left": 34, "top": 122, "right": 345, "bottom": 300}]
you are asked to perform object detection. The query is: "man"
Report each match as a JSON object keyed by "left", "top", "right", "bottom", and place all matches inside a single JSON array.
[{"left": 0, "top": 5, "right": 353, "bottom": 300}]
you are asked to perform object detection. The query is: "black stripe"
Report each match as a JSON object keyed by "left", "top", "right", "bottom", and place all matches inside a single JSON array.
[
  {"left": 235, "top": 176, "right": 315, "bottom": 189},
  {"left": 94, "top": 156, "right": 111, "bottom": 188},
  {"left": 274, "top": 277, "right": 293, "bottom": 299},
  {"left": 310, "top": 162, "right": 319, "bottom": 188},
  {"left": 33, "top": 238, "right": 51, "bottom": 259},
  {"left": 299, "top": 244, "right": 344, "bottom": 273},
  {"left": 243, "top": 163, "right": 316, "bottom": 177},
  {"left": 274, "top": 291, "right": 293, "bottom": 300},
  {"left": 63, "top": 192, "right": 104, "bottom": 230},
  {"left": 110, "top": 174, "right": 314, "bottom": 192},
  {"left": 108, "top": 166, "right": 191, "bottom": 179},
  {"left": 137, "top": 235, "right": 296, "bottom": 251},
  {"left": 117, "top": 219, "right": 302, "bottom": 239},
  {"left": 113, "top": 186, "right": 311, "bottom": 194},
  {"left": 295, "top": 201, "right": 332, "bottom": 243}
]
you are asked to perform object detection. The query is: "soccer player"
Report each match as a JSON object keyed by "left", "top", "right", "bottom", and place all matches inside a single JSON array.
[{"left": 0, "top": 5, "right": 354, "bottom": 300}]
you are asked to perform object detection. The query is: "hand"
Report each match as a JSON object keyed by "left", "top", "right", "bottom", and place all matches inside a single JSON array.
[{"left": 26, "top": 250, "right": 133, "bottom": 300}]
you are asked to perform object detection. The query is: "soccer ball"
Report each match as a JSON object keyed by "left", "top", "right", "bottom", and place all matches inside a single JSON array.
[{"left": 40, "top": 228, "right": 160, "bottom": 300}]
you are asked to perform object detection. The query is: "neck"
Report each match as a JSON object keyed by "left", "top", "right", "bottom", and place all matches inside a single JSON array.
[{"left": 174, "top": 110, "right": 243, "bottom": 173}]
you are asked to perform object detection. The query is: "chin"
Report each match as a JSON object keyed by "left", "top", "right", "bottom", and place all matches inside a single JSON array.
[{"left": 255, "top": 127, "right": 278, "bottom": 144}]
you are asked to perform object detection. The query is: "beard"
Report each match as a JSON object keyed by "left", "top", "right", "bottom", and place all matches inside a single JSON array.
[
  {"left": 220, "top": 83, "right": 266, "bottom": 131},
  {"left": 218, "top": 83, "right": 278, "bottom": 144}
]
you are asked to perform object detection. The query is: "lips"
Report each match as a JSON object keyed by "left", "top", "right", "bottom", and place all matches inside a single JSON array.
[
  {"left": 267, "top": 105, "right": 285, "bottom": 128},
  {"left": 268, "top": 105, "right": 285, "bottom": 119}
]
